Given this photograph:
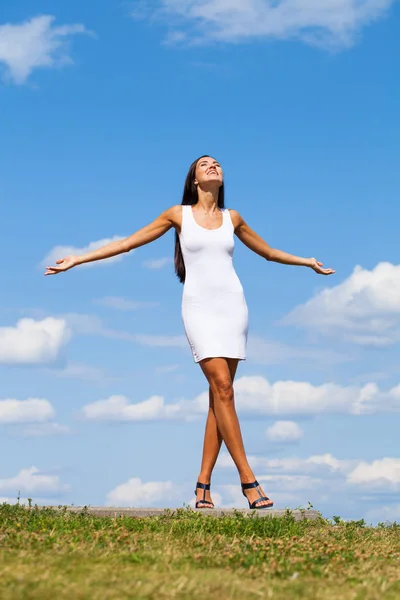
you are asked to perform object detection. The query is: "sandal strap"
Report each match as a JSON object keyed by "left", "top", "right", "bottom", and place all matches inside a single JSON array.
[
  {"left": 196, "top": 482, "right": 211, "bottom": 491},
  {"left": 194, "top": 481, "right": 211, "bottom": 504},
  {"left": 249, "top": 496, "right": 271, "bottom": 509},
  {"left": 241, "top": 480, "right": 260, "bottom": 491},
  {"left": 195, "top": 500, "right": 214, "bottom": 508}
]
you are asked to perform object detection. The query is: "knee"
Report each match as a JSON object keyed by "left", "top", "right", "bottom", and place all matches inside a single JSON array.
[{"left": 211, "top": 378, "right": 234, "bottom": 404}]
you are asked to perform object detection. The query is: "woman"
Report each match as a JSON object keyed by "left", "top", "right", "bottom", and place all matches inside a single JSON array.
[{"left": 45, "top": 155, "right": 335, "bottom": 510}]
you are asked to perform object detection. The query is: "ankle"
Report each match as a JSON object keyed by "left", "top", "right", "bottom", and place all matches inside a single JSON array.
[
  {"left": 198, "top": 473, "right": 212, "bottom": 485},
  {"left": 239, "top": 472, "right": 256, "bottom": 485}
]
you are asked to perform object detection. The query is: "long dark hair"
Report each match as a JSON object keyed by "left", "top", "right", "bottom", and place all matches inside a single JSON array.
[{"left": 174, "top": 155, "right": 225, "bottom": 283}]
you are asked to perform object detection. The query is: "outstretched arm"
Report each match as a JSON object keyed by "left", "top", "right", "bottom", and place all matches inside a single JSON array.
[
  {"left": 44, "top": 206, "right": 181, "bottom": 275},
  {"left": 230, "top": 210, "right": 335, "bottom": 276}
]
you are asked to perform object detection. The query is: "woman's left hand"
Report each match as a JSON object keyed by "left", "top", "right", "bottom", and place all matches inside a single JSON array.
[{"left": 309, "top": 257, "right": 335, "bottom": 275}]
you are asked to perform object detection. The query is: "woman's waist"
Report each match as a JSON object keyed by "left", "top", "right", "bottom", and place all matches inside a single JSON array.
[{"left": 182, "top": 285, "right": 245, "bottom": 302}]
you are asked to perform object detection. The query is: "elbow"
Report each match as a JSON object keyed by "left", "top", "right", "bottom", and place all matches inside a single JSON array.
[
  {"left": 265, "top": 248, "right": 277, "bottom": 262},
  {"left": 120, "top": 239, "right": 132, "bottom": 254}
]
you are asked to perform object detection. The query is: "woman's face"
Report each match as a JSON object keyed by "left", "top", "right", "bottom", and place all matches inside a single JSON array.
[{"left": 194, "top": 156, "right": 223, "bottom": 189}]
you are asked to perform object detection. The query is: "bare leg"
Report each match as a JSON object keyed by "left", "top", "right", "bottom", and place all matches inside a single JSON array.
[
  {"left": 195, "top": 359, "right": 238, "bottom": 507},
  {"left": 198, "top": 357, "right": 273, "bottom": 508}
]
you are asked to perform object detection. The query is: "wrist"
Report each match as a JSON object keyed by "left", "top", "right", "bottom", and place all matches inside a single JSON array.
[{"left": 306, "top": 257, "right": 314, "bottom": 268}]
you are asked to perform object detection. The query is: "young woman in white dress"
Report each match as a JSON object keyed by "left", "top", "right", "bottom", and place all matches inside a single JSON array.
[{"left": 45, "top": 155, "right": 335, "bottom": 510}]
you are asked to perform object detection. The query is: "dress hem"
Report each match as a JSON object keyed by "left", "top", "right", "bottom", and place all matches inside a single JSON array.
[{"left": 193, "top": 355, "right": 247, "bottom": 364}]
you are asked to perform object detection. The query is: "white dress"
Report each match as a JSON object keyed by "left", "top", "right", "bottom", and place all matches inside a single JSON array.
[{"left": 180, "top": 205, "right": 249, "bottom": 363}]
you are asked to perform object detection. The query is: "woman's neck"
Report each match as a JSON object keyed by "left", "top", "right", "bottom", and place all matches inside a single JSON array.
[{"left": 196, "top": 188, "right": 219, "bottom": 214}]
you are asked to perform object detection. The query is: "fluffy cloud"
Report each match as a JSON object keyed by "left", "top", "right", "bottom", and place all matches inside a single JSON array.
[
  {"left": 82, "top": 395, "right": 167, "bottom": 422},
  {"left": 0, "top": 467, "right": 69, "bottom": 495},
  {"left": 0, "top": 398, "right": 55, "bottom": 424},
  {"left": 0, "top": 15, "right": 91, "bottom": 84},
  {"left": 94, "top": 297, "right": 159, "bottom": 311},
  {"left": 0, "top": 317, "right": 70, "bottom": 365},
  {"left": 283, "top": 263, "right": 400, "bottom": 346},
  {"left": 219, "top": 452, "right": 356, "bottom": 475},
  {"left": 266, "top": 420, "right": 304, "bottom": 442},
  {"left": 157, "top": 0, "right": 395, "bottom": 49},
  {"left": 106, "top": 477, "right": 175, "bottom": 506},
  {"left": 347, "top": 458, "right": 400, "bottom": 489},
  {"left": 82, "top": 376, "right": 400, "bottom": 422},
  {"left": 220, "top": 452, "right": 400, "bottom": 495},
  {"left": 42, "top": 236, "right": 127, "bottom": 270}
]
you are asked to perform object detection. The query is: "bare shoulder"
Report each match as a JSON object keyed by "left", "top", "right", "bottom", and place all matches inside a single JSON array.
[
  {"left": 163, "top": 204, "right": 183, "bottom": 230},
  {"left": 227, "top": 208, "right": 244, "bottom": 230}
]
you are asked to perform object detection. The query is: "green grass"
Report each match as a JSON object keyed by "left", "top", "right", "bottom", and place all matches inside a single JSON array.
[{"left": 1, "top": 503, "right": 400, "bottom": 599}]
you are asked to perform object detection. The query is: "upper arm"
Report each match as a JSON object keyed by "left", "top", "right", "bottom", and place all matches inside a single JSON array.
[
  {"left": 230, "top": 209, "right": 273, "bottom": 259},
  {"left": 122, "top": 205, "right": 182, "bottom": 252}
]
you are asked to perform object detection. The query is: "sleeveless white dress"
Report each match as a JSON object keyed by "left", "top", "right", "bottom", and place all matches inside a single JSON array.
[{"left": 180, "top": 205, "right": 249, "bottom": 363}]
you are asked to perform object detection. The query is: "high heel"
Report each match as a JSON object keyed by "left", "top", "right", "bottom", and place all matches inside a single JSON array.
[
  {"left": 194, "top": 481, "right": 214, "bottom": 509},
  {"left": 241, "top": 480, "right": 274, "bottom": 510}
]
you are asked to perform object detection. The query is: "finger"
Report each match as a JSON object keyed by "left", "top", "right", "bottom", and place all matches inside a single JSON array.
[{"left": 56, "top": 259, "right": 64, "bottom": 264}]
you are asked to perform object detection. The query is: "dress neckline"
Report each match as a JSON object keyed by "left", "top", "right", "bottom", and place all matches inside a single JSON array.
[{"left": 189, "top": 205, "right": 225, "bottom": 231}]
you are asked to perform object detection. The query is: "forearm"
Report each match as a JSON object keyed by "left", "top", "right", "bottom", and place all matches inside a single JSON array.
[
  {"left": 266, "top": 248, "right": 312, "bottom": 267},
  {"left": 75, "top": 239, "right": 128, "bottom": 266}
]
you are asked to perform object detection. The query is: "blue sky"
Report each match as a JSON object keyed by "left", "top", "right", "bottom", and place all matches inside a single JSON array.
[{"left": 1, "top": 0, "right": 400, "bottom": 523}]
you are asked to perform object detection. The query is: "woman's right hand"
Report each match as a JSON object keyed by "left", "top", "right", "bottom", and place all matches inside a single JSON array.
[{"left": 44, "top": 255, "right": 79, "bottom": 276}]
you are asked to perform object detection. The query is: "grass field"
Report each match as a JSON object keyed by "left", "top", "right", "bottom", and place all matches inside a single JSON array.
[{"left": 1, "top": 503, "right": 399, "bottom": 599}]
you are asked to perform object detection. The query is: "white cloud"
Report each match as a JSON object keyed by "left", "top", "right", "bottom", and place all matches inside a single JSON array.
[
  {"left": 142, "top": 257, "right": 173, "bottom": 270},
  {"left": 219, "top": 452, "right": 400, "bottom": 498},
  {"left": 214, "top": 454, "right": 400, "bottom": 516},
  {"left": 0, "top": 15, "right": 91, "bottom": 85},
  {"left": 347, "top": 458, "right": 400, "bottom": 489},
  {"left": 106, "top": 477, "right": 175, "bottom": 506},
  {"left": 82, "top": 376, "right": 400, "bottom": 423},
  {"left": 0, "top": 467, "right": 69, "bottom": 495},
  {"left": 157, "top": 0, "right": 395, "bottom": 49},
  {"left": 218, "top": 452, "right": 356, "bottom": 476},
  {"left": 94, "top": 297, "right": 159, "bottom": 311},
  {"left": 0, "top": 317, "right": 70, "bottom": 365},
  {"left": 233, "top": 377, "right": 400, "bottom": 417},
  {"left": 41, "top": 236, "right": 127, "bottom": 270},
  {"left": 0, "top": 398, "right": 55, "bottom": 424},
  {"left": 284, "top": 263, "right": 400, "bottom": 346},
  {"left": 266, "top": 420, "right": 304, "bottom": 442},
  {"left": 82, "top": 395, "right": 167, "bottom": 422}
]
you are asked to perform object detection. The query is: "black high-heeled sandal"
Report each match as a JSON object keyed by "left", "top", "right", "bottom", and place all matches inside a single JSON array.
[
  {"left": 194, "top": 481, "right": 214, "bottom": 509},
  {"left": 241, "top": 480, "right": 274, "bottom": 510}
]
